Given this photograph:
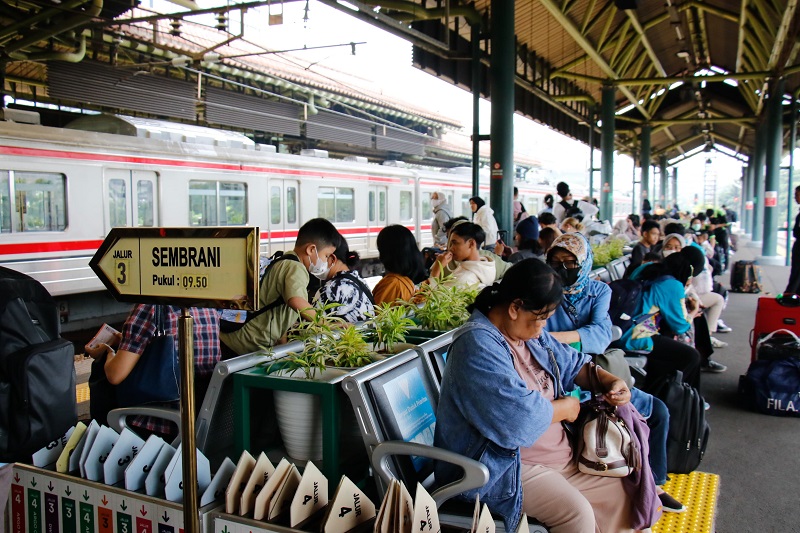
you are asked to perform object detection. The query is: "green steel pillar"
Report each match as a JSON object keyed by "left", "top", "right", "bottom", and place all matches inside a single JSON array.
[
  {"left": 759, "top": 77, "right": 785, "bottom": 264},
  {"left": 600, "top": 85, "right": 615, "bottom": 221},
  {"left": 750, "top": 121, "right": 766, "bottom": 246},
  {"left": 742, "top": 165, "right": 751, "bottom": 238},
  {"left": 659, "top": 156, "right": 668, "bottom": 209},
  {"left": 471, "top": 24, "right": 481, "bottom": 199},
  {"left": 672, "top": 167, "right": 678, "bottom": 208},
  {"left": 489, "top": 0, "right": 514, "bottom": 236},
  {"left": 640, "top": 125, "right": 651, "bottom": 206}
]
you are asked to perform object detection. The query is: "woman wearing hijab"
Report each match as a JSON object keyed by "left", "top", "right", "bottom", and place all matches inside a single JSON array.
[
  {"left": 544, "top": 233, "right": 685, "bottom": 514},
  {"left": 469, "top": 196, "right": 499, "bottom": 248}
]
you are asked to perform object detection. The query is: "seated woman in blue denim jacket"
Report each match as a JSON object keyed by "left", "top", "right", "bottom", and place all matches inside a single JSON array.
[
  {"left": 434, "top": 259, "right": 637, "bottom": 533},
  {"left": 543, "top": 233, "right": 685, "bottom": 514}
]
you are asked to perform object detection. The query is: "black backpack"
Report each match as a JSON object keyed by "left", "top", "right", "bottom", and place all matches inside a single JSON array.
[
  {"left": 219, "top": 252, "right": 300, "bottom": 333},
  {"left": 650, "top": 370, "right": 710, "bottom": 473},
  {"left": 0, "top": 266, "right": 76, "bottom": 462},
  {"left": 607, "top": 278, "right": 656, "bottom": 336}
]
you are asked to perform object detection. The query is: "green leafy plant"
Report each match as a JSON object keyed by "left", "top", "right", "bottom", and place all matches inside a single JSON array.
[
  {"left": 369, "top": 302, "right": 416, "bottom": 353},
  {"left": 330, "top": 325, "right": 375, "bottom": 368},
  {"left": 592, "top": 236, "right": 626, "bottom": 267},
  {"left": 412, "top": 272, "right": 479, "bottom": 331},
  {"left": 267, "top": 303, "right": 377, "bottom": 378}
]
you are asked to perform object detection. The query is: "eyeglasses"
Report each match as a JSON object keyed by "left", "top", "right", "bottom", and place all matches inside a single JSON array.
[{"left": 547, "top": 260, "right": 579, "bottom": 270}]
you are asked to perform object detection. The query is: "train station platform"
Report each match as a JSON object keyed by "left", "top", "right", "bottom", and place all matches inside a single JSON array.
[
  {"left": 68, "top": 234, "right": 799, "bottom": 532},
  {"left": 693, "top": 236, "right": 798, "bottom": 532}
]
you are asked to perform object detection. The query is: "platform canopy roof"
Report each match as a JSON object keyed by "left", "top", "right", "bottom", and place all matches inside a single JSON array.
[
  {"left": 320, "top": 0, "right": 800, "bottom": 164},
  {"left": 1, "top": 0, "right": 798, "bottom": 165}
]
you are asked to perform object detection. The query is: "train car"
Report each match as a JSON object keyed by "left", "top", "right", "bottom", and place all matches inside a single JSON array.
[{"left": 0, "top": 114, "right": 559, "bottom": 329}]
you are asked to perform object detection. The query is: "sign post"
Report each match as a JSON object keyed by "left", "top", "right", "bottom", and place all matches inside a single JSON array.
[{"left": 90, "top": 227, "right": 258, "bottom": 533}]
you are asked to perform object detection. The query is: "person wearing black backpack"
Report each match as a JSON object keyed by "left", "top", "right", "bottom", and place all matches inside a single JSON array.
[
  {"left": 313, "top": 234, "right": 375, "bottom": 323},
  {"left": 613, "top": 252, "right": 704, "bottom": 392},
  {"left": 552, "top": 181, "right": 597, "bottom": 224}
]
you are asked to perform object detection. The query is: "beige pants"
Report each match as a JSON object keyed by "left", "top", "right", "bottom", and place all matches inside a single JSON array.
[
  {"left": 700, "top": 291, "right": 726, "bottom": 332},
  {"left": 521, "top": 462, "right": 633, "bottom": 533}
]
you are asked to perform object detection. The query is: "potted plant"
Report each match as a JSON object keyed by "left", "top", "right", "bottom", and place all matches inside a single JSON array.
[
  {"left": 367, "top": 302, "right": 416, "bottom": 354},
  {"left": 407, "top": 274, "right": 480, "bottom": 341},
  {"left": 268, "top": 304, "right": 380, "bottom": 461}
]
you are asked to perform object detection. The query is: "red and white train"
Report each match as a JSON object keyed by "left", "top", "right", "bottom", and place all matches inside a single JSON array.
[{"left": 1, "top": 114, "right": 565, "bottom": 329}]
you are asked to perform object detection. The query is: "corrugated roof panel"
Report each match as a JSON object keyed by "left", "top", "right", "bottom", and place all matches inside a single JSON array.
[
  {"left": 205, "top": 87, "right": 301, "bottom": 136},
  {"left": 48, "top": 61, "right": 195, "bottom": 120},
  {"left": 306, "top": 111, "right": 373, "bottom": 147},
  {"left": 376, "top": 127, "right": 426, "bottom": 155}
]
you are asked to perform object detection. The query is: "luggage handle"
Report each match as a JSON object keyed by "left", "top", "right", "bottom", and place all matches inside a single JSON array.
[{"left": 757, "top": 329, "right": 800, "bottom": 347}]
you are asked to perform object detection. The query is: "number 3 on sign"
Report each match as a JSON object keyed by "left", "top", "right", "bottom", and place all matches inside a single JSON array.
[{"left": 116, "top": 260, "right": 129, "bottom": 286}]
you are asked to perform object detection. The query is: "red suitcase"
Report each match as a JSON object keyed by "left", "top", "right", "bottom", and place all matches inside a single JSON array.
[{"left": 751, "top": 296, "right": 800, "bottom": 361}]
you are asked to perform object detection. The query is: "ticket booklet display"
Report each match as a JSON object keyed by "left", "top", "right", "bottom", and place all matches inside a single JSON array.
[{"left": 8, "top": 463, "right": 222, "bottom": 533}]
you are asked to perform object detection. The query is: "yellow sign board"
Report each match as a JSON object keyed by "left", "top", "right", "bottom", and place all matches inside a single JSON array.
[{"left": 89, "top": 227, "right": 258, "bottom": 309}]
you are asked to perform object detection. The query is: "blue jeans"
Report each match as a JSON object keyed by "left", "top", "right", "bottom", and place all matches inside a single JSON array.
[{"left": 647, "top": 396, "right": 670, "bottom": 485}]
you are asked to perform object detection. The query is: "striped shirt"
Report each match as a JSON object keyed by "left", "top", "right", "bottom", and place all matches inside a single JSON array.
[{"left": 118, "top": 304, "right": 220, "bottom": 439}]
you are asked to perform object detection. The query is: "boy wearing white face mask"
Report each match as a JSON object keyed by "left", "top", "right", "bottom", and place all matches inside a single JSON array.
[{"left": 221, "top": 218, "right": 339, "bottom": 355}]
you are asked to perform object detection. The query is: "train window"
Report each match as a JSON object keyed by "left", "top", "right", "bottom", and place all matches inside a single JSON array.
[
  {"left": 220, "top": 182, "right": 247, "bottom": 225},
  {"left": 189, "top": 181, "right": 218, "bottom": 225},
  {"left": 421, "top": 192, "right": 432, "bottom": 221},
  {"left": 399, "top": 191, "right": 413, "bottom": 220},
  {"left": 108, "top": 179, "right": 127, "bottom": 228},
  {"left": 0, "top": 172, "right": 10, "bottom": 233},
  {"left": 368, "top": 191, "right": 375, "bottom": 222},
  {"left": 379, "top": 190, "right": 386, "bottom": 222},
  {"left": 189, "top": 180, "right": 247, "bottom": 226},
  {"left": 270, "top": 185, "right": 281, "bottom": 224},
  {"left": 137, "top": 180, "right": 154, "bottom": 227},
  {"left": 318, "top": 187, "right": 355, "bottom": 223},
  {"left": 286, "top": 186, "right": 297, "bottom": 224},
  {"left": 14, "top": 171, "right": 67, "bottom": 232},
  {"left": 461, "top": 194, "right": 471, "bottom": 217}
]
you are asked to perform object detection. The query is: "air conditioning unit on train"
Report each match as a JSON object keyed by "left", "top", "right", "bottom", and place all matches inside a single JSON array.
[
  {"left": 1, "top": 108, "right": 41, "bottom": 125},
  {"left": 344, "top": 156, "right": 368, "bottom": 164},
  {"left": 383, "top": 160, "right": 407, "bottom": 168},
  {"left": 256, "top": 144, "right": 277, "bottom": 153},
  {"left": 301, "top": 149, "right": 329, "bottom": 158}
]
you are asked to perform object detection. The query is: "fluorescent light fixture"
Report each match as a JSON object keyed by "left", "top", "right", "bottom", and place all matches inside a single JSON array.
[
  {"left": 656, "top": 88, "right": 666, "bottom": 96},
  {"left": 669, "top": 81, "right": 684, "bottom": 90},
  {"left": 3, "top": 95, "right": 13, "bottom": 105},
  {"left": 615, "top": 104, "right": 635, "bottom": 115},
  {"left": 701, "top": 80, "right": 707, "bottom": 89},
  {"left": 724, "top": 78, "right": 738, "bottom": 87},
  {"left": 337, "top": 0, "right": 361, "bottom": 11},
  {"left": 710, "top": 65, "right": 728, "bottom": 75}
]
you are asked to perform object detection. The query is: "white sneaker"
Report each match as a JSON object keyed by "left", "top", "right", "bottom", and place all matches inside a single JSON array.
[
  {"left": 710, "top": 336, "right": 728, "bottom": 348},
  {"left": 717, "top": 320, "right": 732, "bottom": 333}
]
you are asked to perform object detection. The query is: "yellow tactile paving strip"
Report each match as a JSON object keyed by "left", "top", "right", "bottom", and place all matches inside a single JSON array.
[
  {"left": 76, "top": 382, "right": 90, "bottom": 403},
  {"left": 653, "top": 471, "right": 720, "bottom": 533}
]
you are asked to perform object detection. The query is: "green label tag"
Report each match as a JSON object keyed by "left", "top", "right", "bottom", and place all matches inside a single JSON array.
[{"left": 27, "top": 489, "right": 41, "bottom": 533}]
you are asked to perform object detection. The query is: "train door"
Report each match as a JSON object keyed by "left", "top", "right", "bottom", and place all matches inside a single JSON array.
[
  {"left": 367, "top": 185, "right": 388, "bottom": 256},
  {"left": 267, "top": 179, "right": 300, "bottom": 254},
  {"left": 104, "top": 169, "right": 158, "bottom": 231}
]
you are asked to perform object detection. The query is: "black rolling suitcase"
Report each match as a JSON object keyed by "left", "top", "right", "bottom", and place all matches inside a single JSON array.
[{"left": 730, "top": 260, "right": 763, "bottom": 293}]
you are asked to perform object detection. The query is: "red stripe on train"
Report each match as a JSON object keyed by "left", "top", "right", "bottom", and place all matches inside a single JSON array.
[
  {"left": 0, "top": 240, "right": 105, "bottom": 255},
  {"left": 0, "top": 146, "right": 402, "bottom": 183}
]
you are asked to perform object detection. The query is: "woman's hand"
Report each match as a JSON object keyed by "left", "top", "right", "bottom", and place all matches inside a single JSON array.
[
  {"left": 603, "top": 378, "right": 631, "bottom": 406},
  {"left": 84, "top": 342, "right": 109, "bottom": 360},
  {"left": 493, "top": 240, "right": 505, "bottom": 256},
  {"left": 551, "top": 396, "right": 581, "bottom": 423}
]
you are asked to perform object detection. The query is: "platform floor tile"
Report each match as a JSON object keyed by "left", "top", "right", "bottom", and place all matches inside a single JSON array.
[{"left": 653, "top": 471, "right": 720, "bottom": 533}]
